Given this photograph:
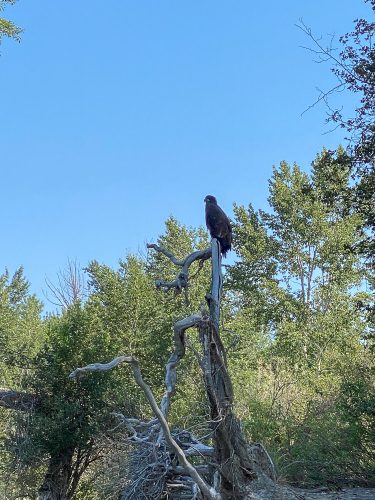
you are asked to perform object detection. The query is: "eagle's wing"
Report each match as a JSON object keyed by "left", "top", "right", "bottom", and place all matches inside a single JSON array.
[
  {"left": 206, "top": 204, "right": 232, "bottom": 238},
  {"left": 206, "top": 203, "right": 232, "bottom": 256}
]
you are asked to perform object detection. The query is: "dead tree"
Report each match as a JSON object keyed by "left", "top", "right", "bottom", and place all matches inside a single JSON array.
[
  {"left": 148, "top": 239, "right": 278, "bottom": 498},
  {"left": 70, "top": 238, "right": 291, "bottom": 499},
  {"left": 44, "top": 259, "right": 87, "bottom": 309}
]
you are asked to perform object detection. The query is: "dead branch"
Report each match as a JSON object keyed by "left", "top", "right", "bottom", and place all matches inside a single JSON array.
[
  {"left": 44, "top": 259, "right": 87, "bottom": 309},
  {"left": 69, "top": 356, "right": 129, "bottom": 379},
  {"left": 160, "top": 313, "right": 201, "bottom": 418},
  {"left": 147, "top": 243, "right": 211, "bottom": 292}
]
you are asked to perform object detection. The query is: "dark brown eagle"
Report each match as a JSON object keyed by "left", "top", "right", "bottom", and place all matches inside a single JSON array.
[{"left": 204, "top": 195, "right": 232, "bottom": 257}]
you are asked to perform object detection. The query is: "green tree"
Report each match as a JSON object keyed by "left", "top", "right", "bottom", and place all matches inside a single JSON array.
[
  {"left": 228, "top": 148, "right": 374, "bottom": 485},
  {"left": 0, "top": 268, "right": 44, "bottom": 499},
  {"left": 300, "top": 0, "right": 375, "bottom": 292},
  {"left": 1, "top": 259, "right": 148, "bottom": 498},
  {"left": 2, "top": 219, "right": 212, "bottom": 499}
]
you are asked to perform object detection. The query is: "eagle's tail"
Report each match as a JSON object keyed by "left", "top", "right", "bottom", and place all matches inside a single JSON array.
[{"left": 218, "top": 237, "right": 231, "bottom": 257}]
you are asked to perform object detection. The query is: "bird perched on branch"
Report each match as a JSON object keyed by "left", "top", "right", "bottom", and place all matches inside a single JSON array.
[{"left": 204, "top": 195, "right": 232, "bottom": 257}]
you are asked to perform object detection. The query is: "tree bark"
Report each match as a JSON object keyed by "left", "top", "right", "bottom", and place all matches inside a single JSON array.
[
  {"left": 37, "top": 445, "right": 94, "bottom": 500},
  {"left": 199, "top": 313, "right": 257, "bottom": 499}
]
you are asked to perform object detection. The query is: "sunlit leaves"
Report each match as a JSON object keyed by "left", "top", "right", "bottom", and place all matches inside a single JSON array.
[{"left": 0, "top": 1, "right": 22, "bottom": 44}]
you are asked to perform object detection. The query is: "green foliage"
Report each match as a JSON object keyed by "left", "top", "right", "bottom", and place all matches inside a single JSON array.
[
  {"left": 86, "top": 254, "right": 170, "bottom": 405},
  {"left": 0, "top": 267, "right": 44, "bottom": 386},
  {"left": 0, "top": 268, "right": 44, "bottom": 498},
  {"left": 1, "top": 163, "right": 373, "bottom": 495},
  {"left": 3, "top": 296, "right": 145, "bottom": 498},
  {"left": 228, "top": 148, "right": 374, "bottom": 486},
  {"left": 26, "top": 306, "right": 122, "bottom": 458},
  {"left": 0, "top": 0, "right": 22, "bottom": 43}
]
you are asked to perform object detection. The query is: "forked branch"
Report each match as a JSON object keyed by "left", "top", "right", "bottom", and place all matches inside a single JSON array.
[{"left": 147, "top": 243, "right": 211, "bottom": 291}]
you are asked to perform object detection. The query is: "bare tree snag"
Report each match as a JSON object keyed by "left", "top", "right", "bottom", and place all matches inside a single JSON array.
[
  {"left": 44, "top": 259, "right": 87, "bottom": 309},
  {"left": 149, "top": 238, "right": 283, "bottom": 499}
]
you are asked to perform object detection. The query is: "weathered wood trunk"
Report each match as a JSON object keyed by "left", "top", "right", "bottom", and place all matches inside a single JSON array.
[
  {"left": 200, "top": 240, "right": 268, "bottom": 498},
  {"left": 199, "top": 313, "right": 257, "bottom": 499}
]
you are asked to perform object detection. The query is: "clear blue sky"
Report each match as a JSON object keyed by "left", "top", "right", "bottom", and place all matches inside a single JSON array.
[{"left": 0, "top": 0, "right": 371, "bottom": 308}]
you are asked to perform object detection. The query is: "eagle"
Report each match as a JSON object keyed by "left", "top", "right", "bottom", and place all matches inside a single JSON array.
[{"left": 204, "top": 195, "right": 232, "bottom": 257}]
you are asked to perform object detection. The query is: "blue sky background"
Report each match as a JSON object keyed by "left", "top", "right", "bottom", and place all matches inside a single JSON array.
[{"left": 0, "top": 1, "right": 371, "bottom": 309}]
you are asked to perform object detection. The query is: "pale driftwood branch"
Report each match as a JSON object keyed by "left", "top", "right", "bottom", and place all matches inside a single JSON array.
[
  {"left": 111, "top": 415, "right": 158, "bottom": 429},
  {"left": 69, "top": 355, "right": 220, "bottom": 500},
  {"left": 174, "top": 465, "right": 210, "bottom": 474},
  {"left": 185, "top": 443, "right": 214, "bottom": 457},
  {"left": 110, "top": 413, "right": 159, "bottom": 443},
  {"left": 69, "top": 356, "right": 130, "bottom": 379},
  {"left": 257, "top": 442, "right": 277, "bottom": 482},
  {"left": 160, "top": 314, "right": 201, "bottom": 418},
  {"left": 147, "top": 244, "right": 186, "bottom": 266},
  {"left": 0, "top": 389, "right": 37, "bottom": 411}
]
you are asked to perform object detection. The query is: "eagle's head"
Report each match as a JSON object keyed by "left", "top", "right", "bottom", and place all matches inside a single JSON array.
[{"left": 204, "top": 195, "right": 217, "bottom": 204}]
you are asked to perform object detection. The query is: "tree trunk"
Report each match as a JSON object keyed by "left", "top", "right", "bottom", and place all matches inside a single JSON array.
[
  {"left": 199, "top": 316, "right": 257, "bottom": 499},
  {"left": 201, "top": 240, "right": 274, "bottom": 498},
  {"left": 38, "top": 449, "right": 74, "bottom": 500}
]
